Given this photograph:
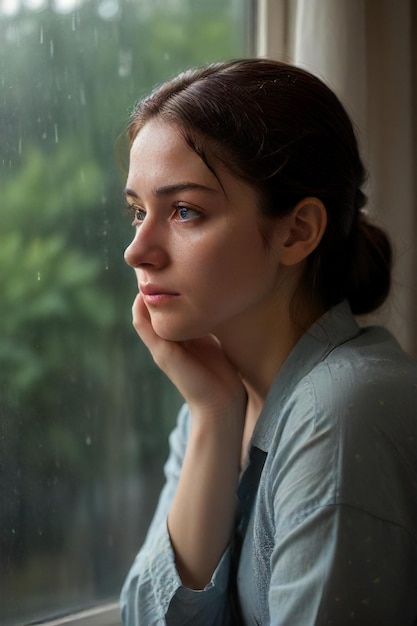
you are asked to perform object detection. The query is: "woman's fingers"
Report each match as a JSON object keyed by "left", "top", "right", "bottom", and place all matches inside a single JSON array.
[
  {"left": 130, "top": 293, "right": 246, "bottom": 416},
  {"left": 131, "top": 293, "right": 189, "bottom": 377}
]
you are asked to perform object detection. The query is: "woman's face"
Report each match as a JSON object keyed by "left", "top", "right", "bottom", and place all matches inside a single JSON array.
[{"left": 124, "top": 119, "right": 289, "bottom": 342}]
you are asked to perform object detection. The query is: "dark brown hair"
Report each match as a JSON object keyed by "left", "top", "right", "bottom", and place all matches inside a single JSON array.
[{"left": 128, "top": 58, "right": 391, "bottom": 315}]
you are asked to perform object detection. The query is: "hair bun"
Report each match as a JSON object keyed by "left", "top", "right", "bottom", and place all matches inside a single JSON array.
[{"left": 345, "top": 216, "right": 392, "bottom": 315}]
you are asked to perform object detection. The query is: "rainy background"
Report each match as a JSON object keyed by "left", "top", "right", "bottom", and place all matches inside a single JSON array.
[{"left": 0, "top": 0, "right": 253, "bottom": 623}]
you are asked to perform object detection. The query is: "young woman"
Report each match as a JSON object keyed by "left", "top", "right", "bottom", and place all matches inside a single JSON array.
[{"left": 120, "top": 59, "right": 417, "bottom": 625}]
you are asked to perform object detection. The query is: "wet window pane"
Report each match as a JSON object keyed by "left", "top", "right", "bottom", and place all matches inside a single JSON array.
[{"left": 0, "top": 1, "right": 253, "bottom": 623}]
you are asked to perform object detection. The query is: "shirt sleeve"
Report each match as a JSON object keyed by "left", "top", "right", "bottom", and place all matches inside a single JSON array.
[
  {"left": 120, "top": 404, "right": 232, "bottom": 626},
  {"left": 269, "top": 503, "right": 417, "bottom": 625},
  {"left": 267, "top": 368, "right": 417, "bottom": 626}
]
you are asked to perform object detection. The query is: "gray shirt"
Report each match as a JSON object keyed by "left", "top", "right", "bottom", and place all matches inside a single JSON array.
[{"left": 121, "top": 301, "right": 417, "bottom": 625}]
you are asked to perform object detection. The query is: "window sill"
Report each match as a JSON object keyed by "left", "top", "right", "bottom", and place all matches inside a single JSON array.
[{"left": 29, "top": 603, "right": 121, "bottom": 626}]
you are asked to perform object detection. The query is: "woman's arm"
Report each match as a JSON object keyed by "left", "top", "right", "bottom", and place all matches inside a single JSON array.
[
  {"left": 167, "top": 409, "right": 243, "bottom": 589},
  {"left": 121, "top": 405, "right": 233, "bottom": 625},
  {"left": 267, "top": 364, "right": 417, "bottom": 625},
  {"left": 269, "top": 503, "right": 417, "bottom": 625},
  {"left": 132, "top": 293, "right": 247, "bottom": 590}
]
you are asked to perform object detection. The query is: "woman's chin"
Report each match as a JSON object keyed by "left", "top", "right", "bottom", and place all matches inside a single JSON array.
[{"left": 150, "top": 320, "right": 201, "bottom": 343}]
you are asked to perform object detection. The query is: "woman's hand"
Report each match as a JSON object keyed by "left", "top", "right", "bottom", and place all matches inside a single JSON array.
[
  {"left": 131, "top": 292, "right": 246, "bottom": 589},
  {"left": 132, "top": 293, "right": 247, "bottom": 422}
]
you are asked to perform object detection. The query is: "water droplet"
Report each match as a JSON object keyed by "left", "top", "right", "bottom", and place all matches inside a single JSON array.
[
  {"left": 118, "top": 49, "right": 132, "bottom": 78},
  {"left": 2, "top": 0, "right": 19, "bottom": 17},
  {"left": 27, "top": 0, "right": 47, "bottom": 10},
  {"left": 79, "top": 85, "right": 86, "bottom": 106},
  {"left": 98, "top": 0, "right": 119, "bottom": 20}
]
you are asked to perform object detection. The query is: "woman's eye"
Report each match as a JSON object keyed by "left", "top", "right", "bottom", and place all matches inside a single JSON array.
[
  {"left": 134, "top": 208, "right": 146, "bottom": 222},
  {"left": 129, "top": 206, "right": 146, "bottom": 224},
  {"left": 175, "top": 206, "right": 201, "bottom": 222},
  {"left": 124, "top": 202, "right": 146, "bottom": 225}
]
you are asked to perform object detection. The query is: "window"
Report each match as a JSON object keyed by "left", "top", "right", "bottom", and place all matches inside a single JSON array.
[{"left": 0, "top": 1, "right": 255, "bottom": 623}]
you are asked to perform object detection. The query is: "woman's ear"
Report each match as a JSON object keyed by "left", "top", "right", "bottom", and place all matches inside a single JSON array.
[{"left": 279, "top": 197, "right": 327, "bottom": 266}]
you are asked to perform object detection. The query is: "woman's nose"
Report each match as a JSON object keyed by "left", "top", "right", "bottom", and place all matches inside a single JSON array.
[{"left": 124, "top": 223, "right": 168, "bottom": 269}]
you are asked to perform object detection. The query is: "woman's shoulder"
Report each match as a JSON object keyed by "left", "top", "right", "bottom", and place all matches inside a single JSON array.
[
  {"left": 261, "top": 326, "right": 417, "bottom": 536},
  {"left": 311, "top": 324, "right": 417, "bottom": 421},
  {"left": 258, "top": 315, "right": 416, "bottom": 457}
]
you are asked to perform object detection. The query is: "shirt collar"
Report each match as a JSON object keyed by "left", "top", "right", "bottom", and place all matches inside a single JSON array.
[{"left": 251, "top": 300, "right": 361, "bottom": 452}]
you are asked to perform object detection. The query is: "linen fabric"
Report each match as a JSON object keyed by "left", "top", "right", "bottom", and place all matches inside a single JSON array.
[{"left": 121, "top": 301, "right": 417, "bottom": 625}]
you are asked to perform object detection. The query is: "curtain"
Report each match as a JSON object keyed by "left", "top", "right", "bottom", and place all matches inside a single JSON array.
[{"left": 258, "top": 0, "right": 416, "bottom": 356}]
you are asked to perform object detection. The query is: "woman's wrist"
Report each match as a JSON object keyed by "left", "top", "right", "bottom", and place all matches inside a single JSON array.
[{"left": 188, "top": 403, "right": 245, "bottom": 451}]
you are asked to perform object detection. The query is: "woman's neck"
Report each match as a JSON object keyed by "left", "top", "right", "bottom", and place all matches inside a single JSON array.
[
  {"left": 221, "top": 298, "right": 322, "bottom": 470},
  {"left": 216, "top": 293, "right": 323, "bottom": 405},
  {"left": 217, "top": 308, "right": 300, "bottom": 400}
]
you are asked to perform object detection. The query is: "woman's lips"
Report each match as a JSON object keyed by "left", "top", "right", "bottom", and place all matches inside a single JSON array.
[{"left": 140, "top": 284, "right": 180, "bottom": 305}]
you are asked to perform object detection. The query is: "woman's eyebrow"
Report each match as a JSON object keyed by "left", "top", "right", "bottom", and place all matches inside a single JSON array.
[
  {"left": 124, "top": 181, "right": 219, "bottom": 199},
  {"left": 153, "top": 182, "right": 219, "bottom": 195}
]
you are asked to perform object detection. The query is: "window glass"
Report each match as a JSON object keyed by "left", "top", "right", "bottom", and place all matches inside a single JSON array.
[{"left": 0, "top": 1, "right": 253, "bottom": 623}]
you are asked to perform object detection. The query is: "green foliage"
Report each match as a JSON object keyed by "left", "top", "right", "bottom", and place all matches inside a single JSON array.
[{"left": 0, "top": 145, "right": 113, "bottom": 394}]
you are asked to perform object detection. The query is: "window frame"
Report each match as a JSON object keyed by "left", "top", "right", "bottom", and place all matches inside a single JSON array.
[{"left": 257, "top": 0, "right": 286, "bottom": 58}]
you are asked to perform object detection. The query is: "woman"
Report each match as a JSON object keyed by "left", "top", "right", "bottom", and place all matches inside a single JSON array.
[{"left": 120, "top": 59, "right": 417, "bottom": 625}]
